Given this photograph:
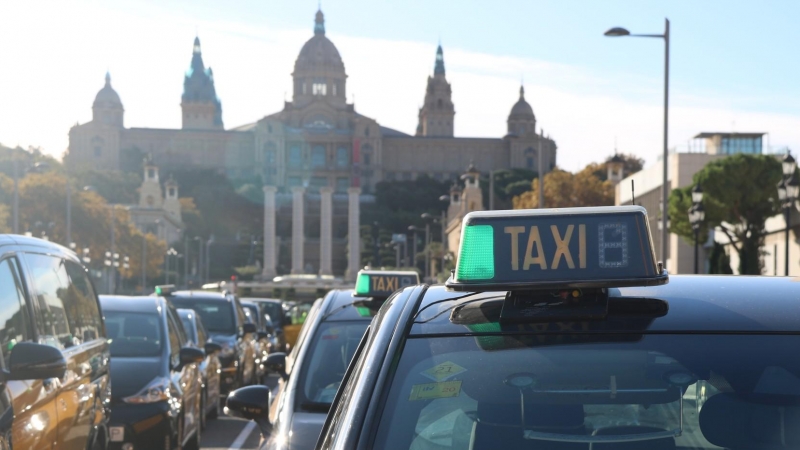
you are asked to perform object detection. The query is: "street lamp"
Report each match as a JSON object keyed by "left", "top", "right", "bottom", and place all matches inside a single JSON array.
[
  {"left": 421, "top": 213, "right": 438, "bottom": 281},
  {"left": 605, "top": 18, "right": 670, "bottom": 264},
  {"left": 687, "top": 183, "right": 704, "bottom": 275},
  {"left": 777, "top": 152, "right": 799, "bottom": 276},
  {"left": 408, "top": 225, "right": 422, "bottom": 274}
]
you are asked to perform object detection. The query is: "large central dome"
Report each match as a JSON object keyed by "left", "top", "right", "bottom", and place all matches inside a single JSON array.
[{"left": 294, "top": 9, "right": 345, "bottom": 75}]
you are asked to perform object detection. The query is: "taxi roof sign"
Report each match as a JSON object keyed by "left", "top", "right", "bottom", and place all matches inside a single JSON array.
[
  {"left": 155, "top": 284, "right": 176, "bottom": 296},
  {"left": 354, "top": 270, "right": 420, "bottom": 298},
  {"left": 446, "top": 206, "right": 667, "bottom": 291}
]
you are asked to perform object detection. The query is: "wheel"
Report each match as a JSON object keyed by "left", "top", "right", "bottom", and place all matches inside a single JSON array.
[
  {"left": 208, "top": 396, "right": 220, "bottom": 419},
  {"left": 200, "top": 390, "right": 207, "bottom": 431},
  {"left": 183, "top": 416, "right": 201, "bottom": 450}
]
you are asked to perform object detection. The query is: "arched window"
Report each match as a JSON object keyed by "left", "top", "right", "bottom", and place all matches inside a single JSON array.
[
  {"left": 337, "top": 147, "right": 349, "bottom": 168},
  {"left": 312, "top": 145, "right": 326, "bottom": 168},
  {"left": 312, "top": 78, "right": 327, "bottom": 95},
  {"left": 288, "top": 145, "right": 302, "bottom": 168},
  {"left": 525, "top": 148, "right": 535, "bottom": 170},
  {"left": 361, "top": 144, "right": 372, "bottom": 166}
]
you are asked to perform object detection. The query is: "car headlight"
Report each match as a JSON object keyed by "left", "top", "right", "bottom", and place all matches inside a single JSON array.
[{"left": 122, "top": 376, "right": 171, "bottom": 404}]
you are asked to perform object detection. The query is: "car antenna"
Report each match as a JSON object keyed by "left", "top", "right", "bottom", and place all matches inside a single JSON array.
[{"left": 631, "top": 180, "right": 636, "bottom": 206}]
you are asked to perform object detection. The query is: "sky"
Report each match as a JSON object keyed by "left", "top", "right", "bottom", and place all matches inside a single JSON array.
[{"left": 1, "top": 0, "right": 799, "bottom": 172}]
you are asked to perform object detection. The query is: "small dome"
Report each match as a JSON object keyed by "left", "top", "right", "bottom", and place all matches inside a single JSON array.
[
  {"left": 509, "top": 85, "right": 534, "bottom": 119},
  {"left": 294, "top": 9, "right": 345, "bottom": 74},
  {"left": 93, "top": 72, "right": 122, "bottom": 108}
]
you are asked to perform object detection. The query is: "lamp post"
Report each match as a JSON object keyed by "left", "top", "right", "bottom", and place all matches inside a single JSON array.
[
  {"left": 777, "top": 152, "right": 798, "bottom": 276},
  {"left": 408, "top": 225, "right": 421, "bottom": 274},
  {"left": 421, "top": 213, "right": 437, "bottom": 281},
  {"left": 605, "top": 18, "right": 670, "bottom": 264},
  {"left": 687, "top": 183, "right": 705, "bottom": 275}
]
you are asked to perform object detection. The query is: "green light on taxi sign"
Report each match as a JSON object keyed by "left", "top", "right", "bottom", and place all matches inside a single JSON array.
[
  {"left": 456, "top": 225, "right": 494, "bottom": 281},
  {"left": 447, "top": 206, "right": 667, "bottom": 291},
  {"left": 353, "top": 270, "right": 420, "bottom": 298},
  {"left": 355, "top": 273, "right": 371, "bottom": 296}
]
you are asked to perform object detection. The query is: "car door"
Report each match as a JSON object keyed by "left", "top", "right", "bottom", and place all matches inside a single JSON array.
[
  {"left": 232, "top": 298, "right": 255, "bottom": 385},
  {"left": 166, "top": 309, "right": 199, "bottom": 444},
  {"left": 196, "top": 318, "right": 220, "bottom": 403},
  {"left": 5, "top": 255, "right": 59, "bottom": 450}
]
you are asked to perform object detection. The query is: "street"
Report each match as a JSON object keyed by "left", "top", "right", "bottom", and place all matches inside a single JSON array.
[{"left": 201, "top": 375, "right": 278, "bottom": 449}]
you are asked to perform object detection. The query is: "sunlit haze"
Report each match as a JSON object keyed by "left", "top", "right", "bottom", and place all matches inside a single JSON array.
[{"left": 2, "top": 0, "right": 799, "bottom": 171}]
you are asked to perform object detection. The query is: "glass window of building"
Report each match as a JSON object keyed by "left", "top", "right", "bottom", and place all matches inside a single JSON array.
[
  {"left": 336, "top": 177, "right": 349, "bottom": 192},
  {"left": 337, "top": 147, "right": 349, "bottom": 168},
  {"left": 311, "top": 176, "right": 328, "bottom": 191},
  {"left": 288, "top": 176, "right": 302, "bottom": 187},
  {"left": 312, "top": 79, "right": 327, "bottom": 96},
  {"left": 289, "top": 145, "right": 302, "bottom": 168},
  {"left": 361, "top": 144, "right": 372, "bottom": 166},
  {"left": 312, "top": 145, "right": 326, "bottom": 168}
]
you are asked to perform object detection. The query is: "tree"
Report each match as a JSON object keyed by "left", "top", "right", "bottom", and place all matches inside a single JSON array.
[
  {"left": 480, "top": 168, "right": 538, "bottom": 210},
  {"left": 513, "top": 166, "right": 614, "bottom": 209},
  {"left": 668, "top": 154, "right": 782, "bottom": 275}
]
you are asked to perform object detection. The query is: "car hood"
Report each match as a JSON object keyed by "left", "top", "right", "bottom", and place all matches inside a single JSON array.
[
  {"left": 110, "top": 357, "right": 164, "bottom": 399},
  {"left": 289, "top": 412, "right": 326, "bottom": 450}
]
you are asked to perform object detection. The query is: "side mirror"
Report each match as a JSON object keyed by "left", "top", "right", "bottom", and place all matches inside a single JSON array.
[
  {"left": 226, "top": 385, "right": 272, "bottom": 437},
  {"left": 179, "top": 347, "right": 205, "bottom": 367},
  {"left": 204, "top": 342, "right": 222, "bottom": 355},
  {"left": 242, "top": 323, "right": 257, "bottom": 335},
  {"left": 265, "top": 352, "right": 288, "bottom": 381},
  {"left": 5, "top": 342, "right": 66, "bottom": 381}
]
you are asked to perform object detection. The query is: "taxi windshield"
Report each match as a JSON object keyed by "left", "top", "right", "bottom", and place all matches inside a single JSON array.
[
  {"left": 104, "top": 311, "right": 163, "bottom": 357},
  {"left": 373, "top": 333, "right": 800, "bottom": 450},
  {"left": 169, "top": 298, "right": 235, "bottom": 334},
  {"left": 298, "top": 321, "right": 369, "bottom": 411}
]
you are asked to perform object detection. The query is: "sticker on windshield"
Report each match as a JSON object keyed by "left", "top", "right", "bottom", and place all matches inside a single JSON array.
[
  {"left": 409, "top": 381, "right": 462, "bottom": 401},
  {"left": 421, "top": 361, "right": 467, "bottom": 382}
]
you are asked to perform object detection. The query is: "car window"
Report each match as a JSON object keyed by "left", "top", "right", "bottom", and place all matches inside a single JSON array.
[
  {"left": 23, "top": 253, "right": 74, "bottom": 349},
  {"left": 234, "top": 298, "right": 246, "bottom": 327},
  {"left": 0, "top": 258, "right": 30, "bottom": 366},
  {"left": 180, "top": 315, "right": 197, "bottom": 344},
  {"left": 63, "top": 260, "right": 102, "bottom": 343},
  {"left": 259, "top": 302, "right": 284, "bottom": 327},
  {"left": 169, "top": 298, "right": 236, "bottom": 334},
  {"left": 242, "top": 304, "right": 259, "bottom": 326},
  {"left": 166, "top": 311, "right": 181, "bottom": 365},
  {"left": 196, "top": 317, "right": 208, "bottom": 344},
  {"left": 299, "top": 321, "right": 369, "bottom": 408},
  {"left": 371, "top": 334, "right": 800, "bottom": 450},
  {"left": 104, "top": 311, "right": 163, "bottom": 357}
]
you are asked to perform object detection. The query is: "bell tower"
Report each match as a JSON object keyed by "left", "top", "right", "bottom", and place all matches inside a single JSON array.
[{"left": 416, "top": 45, "right": 455, "bottom": 137}]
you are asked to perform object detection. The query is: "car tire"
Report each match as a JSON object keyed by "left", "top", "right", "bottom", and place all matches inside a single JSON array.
[
  {"left": 184, "top": 417, "right": 201, "bottom": 450},
  {"left": 200, "top": 390, "right": 207, "bottom": 431}
]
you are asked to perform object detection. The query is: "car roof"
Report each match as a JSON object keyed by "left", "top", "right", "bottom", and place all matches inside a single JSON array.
[
  {"left": 410, "top": 275, "right": 800, "bottom": 335},
  {"left": 0, "top": 234, "right": 81, "bottom": 262},
  {"left": 99, "top": 295, "right": 165, "bottom": 314},
  {"left": 242, "top": 297, "right": 282, "bottom": 304},
  {"left": 168, "top": 291, "right": 231, "bottom": 302},
  {"left": 319, "top": 289, "right": 376, "bottom": 322}
]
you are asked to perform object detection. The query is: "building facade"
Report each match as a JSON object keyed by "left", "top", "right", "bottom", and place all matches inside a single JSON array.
[
  {"left": 615, "top": 132, "right": 766, "bottom": 275},
  {"left": 66, "top": 9, "right": 558, "bottom": 277}
]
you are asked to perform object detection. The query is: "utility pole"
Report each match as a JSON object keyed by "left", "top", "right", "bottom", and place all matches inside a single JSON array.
[
  {"left": 141, "top": 234, "right": 147, "bottom": 294},
  {"left": 538, "top": 128, "right": 545, "bottom": 209},
  {"left": 66, "top": 181, "right": 72, "bottom": 245},
  {"left": 12, "top": 159, "right": 19, "bottom": 234},
  {"left": 489, "top": 170, "right": 495, "bottom": 211},
  {"left": 109, "top": 207, "right": 116, "bottom": 294}
]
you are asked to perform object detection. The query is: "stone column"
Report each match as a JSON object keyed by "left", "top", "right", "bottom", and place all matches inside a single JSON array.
[
  {"left": 319, "top": 187, "right": 333, "bottom": 276},
  {"left": 261, "top": 186, "right": 277, "bottom": 279},
  {"left": 345, "top": 187, "right": 362, "bottom": 281},
  {"left": 291, "top": 186, "right": 305, "bottom": 274}
]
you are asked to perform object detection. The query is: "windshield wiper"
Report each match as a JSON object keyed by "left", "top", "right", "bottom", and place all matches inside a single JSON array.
[{"left": 300, "top": 401, "right": 331, "bottom": 413}]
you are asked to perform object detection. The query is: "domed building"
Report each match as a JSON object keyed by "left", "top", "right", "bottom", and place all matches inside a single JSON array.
[{"left": 66, "top": 8, "right": 558, "bottom": 280}]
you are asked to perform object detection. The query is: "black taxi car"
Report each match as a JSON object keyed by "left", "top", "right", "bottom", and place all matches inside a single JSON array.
[
  {"left": 177, "top": 308, "right": 223, "bottom": 428},
  {"left": 160, "top": 287, "right": 258, "bottom": 395},
  {"left": 226, "top": 270, "right": 419, "bottom": 450},
  {"left": 230, "top": 206, "right": 800, "bottom": 450},
  {"left": 100, "top": 296, "right": 205, "bottom": 450},
  {"left": 0, "top": 235, "right": 110, "bottom": 450}
]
